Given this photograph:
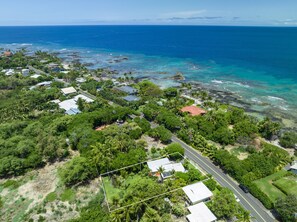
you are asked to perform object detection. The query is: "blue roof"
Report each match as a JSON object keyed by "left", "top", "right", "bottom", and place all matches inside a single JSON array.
[
  {"left": 116, "top": 86, "right": 138, "bottom": 94},
  {"left": 123, "top": 95, "right": 140, "bottom": 102},
  {"left": 65, "top": 108, "right": 81, "bottom": 115}
]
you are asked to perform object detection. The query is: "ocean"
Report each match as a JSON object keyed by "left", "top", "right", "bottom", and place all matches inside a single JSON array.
[{"left": 0, "top": 25, "right": 296, "bottom": 125}]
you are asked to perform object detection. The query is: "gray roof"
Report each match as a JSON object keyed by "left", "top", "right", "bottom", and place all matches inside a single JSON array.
[
  {"left": 65, "top": 108, "right": 81, "bottom": 115},
  {"left": 123, "top": 95, "right": 140, "bottom": 102},
  {"left": 116, "top": 86, "right": 138, "bottom": 94}
]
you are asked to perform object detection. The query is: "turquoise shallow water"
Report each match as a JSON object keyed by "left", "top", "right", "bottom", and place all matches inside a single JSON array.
[{"left": 0, "top": 26, "right": 296, "bottom": 123}]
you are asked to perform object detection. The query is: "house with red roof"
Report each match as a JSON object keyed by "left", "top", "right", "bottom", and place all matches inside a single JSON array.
[{"left": 181, "top": 106, "right": 207, "bottom": 116}]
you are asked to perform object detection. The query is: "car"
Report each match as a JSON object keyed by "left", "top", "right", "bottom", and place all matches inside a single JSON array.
[
  {"left": 234, "top": 194, "right": 240, "bottom": 202},
  {"left": 239, "top": 184, "right": 249, "bottom": 193}
]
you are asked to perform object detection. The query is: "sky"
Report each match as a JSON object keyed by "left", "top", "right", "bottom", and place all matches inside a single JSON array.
[{"left": 1, "top": 0, "right": 297, "bottom": 26}]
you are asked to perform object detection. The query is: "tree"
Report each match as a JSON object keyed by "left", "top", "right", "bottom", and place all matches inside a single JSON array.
[
  {"left": 77, "top": 97, "right": 84, "bottom": 111},
  {"left": 275, "top": 195, "right": 297, "bottom": 222},
  {"left": 59, "top": 156, "right": 94, "bottom": 186},
  {"left": 210, "top": 188, "right": 239, "bottom": 219},
  {"left": 279, "top": 132, "right": 297, "bottom": 148},
  {"left": 165, "top": 143, "right": 184, "bottom": 159},
  {"left": 149, "top": 126, "right": 172, "bottom": 143},
  {"left": 203, "top": 179, "right": 217, "bottom": 191},
  {"left": 258, "top": 117, "right": 281, "bottom": 140}
]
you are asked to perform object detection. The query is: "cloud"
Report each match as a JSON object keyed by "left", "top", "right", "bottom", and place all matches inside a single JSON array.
[
  {"left": 160, "top": 10, "right": 206, "bottom": 19},
  {"left": 167, "top": 16, "right": 222, "bottom": 21},
  {"left": 274, "top": 18, "right": 297, "bottom": 26}
]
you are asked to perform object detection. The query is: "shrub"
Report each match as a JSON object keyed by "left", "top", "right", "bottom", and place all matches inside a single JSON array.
[
  {"left": 247, "top": 183, "right": 274, "bottom": 209},
  {"left": 61, "top": 189, "right": 76, "bottom": 202},
  {"left": 204, "top": 179, "right": 217, "bottom": 191},
  {"left": 165, "top": 143, "right": 184, "bottom": 160}
]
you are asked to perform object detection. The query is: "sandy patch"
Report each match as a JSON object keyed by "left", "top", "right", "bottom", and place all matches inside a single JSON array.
[{"left": 17, "top": 161, "right": 64, "bottom": 212}]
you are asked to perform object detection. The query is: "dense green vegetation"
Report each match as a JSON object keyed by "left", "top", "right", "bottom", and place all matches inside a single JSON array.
[
  {"left": 275, "top": 195, "right": 297, "bottom": 222},
  {"left": 1, "top": 50, "right": 296, "bottom": 222}
]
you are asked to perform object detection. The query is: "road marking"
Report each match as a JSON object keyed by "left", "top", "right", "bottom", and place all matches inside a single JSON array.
[{"left": 172, "top": 137, "right": 269, "bottom": 222}]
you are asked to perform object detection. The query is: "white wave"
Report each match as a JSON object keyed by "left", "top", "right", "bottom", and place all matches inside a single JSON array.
[
  {"left": 267, "top": 96, "right": 285, "bottom": 101},
  {"left": 211, "top": 79, "right": 223, "bottom": 84},
  {"left": 230, "top": 81, "right": 250, "bottom": 88}
]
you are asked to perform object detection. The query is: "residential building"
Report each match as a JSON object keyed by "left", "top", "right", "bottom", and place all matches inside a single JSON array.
[
  {"left": 289, "top": 162, "right": 297, "bottom": 175},
  {"left": 116, "top": 86, "right": 138, "bottom": 94},
  {"left": 61, "top": 87, "right": 77, "bottom": 95},
  {"left": 22, "top": 69, "right": 30, "bottom": 76},
  {"left": 183, "top": 182, "right": 213, "bottom": 205},
  {"left": 186, "top": 202, "right": 217, "bottom": 222},
  {"left": 123, "top": 95, "right": 140, "bottom": 102},
  {"left": 181, "top": 106, "right": 207, "bottom": 116}
]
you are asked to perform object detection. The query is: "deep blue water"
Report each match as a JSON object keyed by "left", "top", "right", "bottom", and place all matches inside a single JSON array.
[
  {"left": 0, "top": 25, "right": 297, "bottom": 120},
  {"left": 0, "top": 25, "right": 297, "bottom": 79}
]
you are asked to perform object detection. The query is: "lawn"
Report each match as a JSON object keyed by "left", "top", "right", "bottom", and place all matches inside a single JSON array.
[
  {"left": 254, "top": 170, "right": 288, "bottom": 203},
  {"left": 273, "top": 176, "right": 297, "bottom": 196},
  {"left": 102, "top": 176, "right": 122, "bottom": 205}
]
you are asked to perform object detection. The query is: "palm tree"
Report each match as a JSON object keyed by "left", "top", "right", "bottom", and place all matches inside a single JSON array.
[{"left": 237, "top": 210, "right": 254, "bottom": 222}]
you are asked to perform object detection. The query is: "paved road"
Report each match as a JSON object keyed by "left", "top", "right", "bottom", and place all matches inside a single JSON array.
[{"left": 171, "top": 136, "right": 275, "bottom": 222}]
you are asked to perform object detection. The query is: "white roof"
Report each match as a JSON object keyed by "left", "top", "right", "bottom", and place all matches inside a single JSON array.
[
  {"left": 74, "top": 94, "right": 94, "bottom": 103},
  {"left": 61, "top": 87, "right": 77, "bottom": 95},
  {"left": 163, "top": 163, "right": 186, "bottom": 173},
  {"left": 183, "top": 182, "right": 213, "bottom": 204},
  {"left": 31, "top": 74, "right": 41, "bottom": 78},
  {"left": 290, "top": 162, "right": 297, "bottom": 170},
  {"left": 147, "top": 158, "right": 170, "bottom": 172},
  {"left": 187, "top": 202, "right": 217, "bottom": 222},
  {"left": 76, "top": 77, "right": 86, "bottom": 83},
  {"left": 51, "top": 99, "right": 61, "bottom": 104},
  {"left": 36, "top": 81, "right": 52, "bottom": 86},
  {"left": 58, "top": 99, "right": 78, "bottom": 111}
]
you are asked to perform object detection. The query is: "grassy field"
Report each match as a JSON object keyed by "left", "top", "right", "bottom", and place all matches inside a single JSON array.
[
  {"left": 102, "top": 177, "right": 122, "bottom": 205},
  {"left": 254, "top": 170, "right": 288, "bottom": 203},
  {"left": 273, "top": 176, "right": 297, "bottom": 196}
]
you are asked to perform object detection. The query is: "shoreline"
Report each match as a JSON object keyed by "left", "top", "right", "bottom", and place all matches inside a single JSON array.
[{"left": 2, "top": 43, "right": 297, "bottom": 130}]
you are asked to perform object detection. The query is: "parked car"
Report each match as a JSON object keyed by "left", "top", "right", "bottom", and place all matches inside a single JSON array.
[
  {"left": 239, "top": 184, "right": 249, "bottom": 193},
  {"left": 234, "top": 194, "right": 240, "bottom": 202}
]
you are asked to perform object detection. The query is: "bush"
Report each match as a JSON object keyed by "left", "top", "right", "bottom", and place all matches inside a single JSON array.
[
  {"left": 172, "top": 203, "right": 186, "bottom": 217},
  {"left": 247, "top": 183, "right": 274, "bottom": 209},
  {"left": 45, "top": 192, "right": 57, "bottom": 202},
  {"left": 165, "top": 143, "right": 184, "bottom": 159},
  {"left": 279, "top": 132, "right": 297, "bottom": 148},
  {"left": 204, "top": 179, "right": 217, "bottom": 191},
  {"left": 61, "top": 189, "right": 76, "bottom": 202}
]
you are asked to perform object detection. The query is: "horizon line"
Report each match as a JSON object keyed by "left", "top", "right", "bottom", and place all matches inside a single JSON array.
[{"left": 0, "top": 24, "right": 297, "bottom": 28}]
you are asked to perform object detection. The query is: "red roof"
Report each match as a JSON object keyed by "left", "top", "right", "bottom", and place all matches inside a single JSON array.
[
  {"left": 181, "top": 106, "right": 207, "bottom": 116},
  {"left": 3, "top": 51, "right": 13, "bottom": 57}
]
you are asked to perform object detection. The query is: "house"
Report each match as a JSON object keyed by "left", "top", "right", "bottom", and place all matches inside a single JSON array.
[
  {"left": 116, "top": 86, "right": 138, "bottom": 95},
  {"left": 123, "top": 95, "right": 140, "bottom": 102},
  {"left": 30, "top": 74, "right": 41, "bottom": 79},
  {"left": 36, "top": 81, "right": 52, "bottom": 87},
  {"left": 161, "top": 163, "right": 186, "bottom": 179},
  {"left": 61, "top": 87, "right": 77, "bottom": 95},
  {"left": 147, "top": 158, "right": 171, "bottom": 173},
  {"left": 182, "top": 182, "right": 213, "bottom": 205},
  {"left": 58, "top": 99, "right": 78, "bottom": 111},
  {"left": 181, "top": 106, "right": 207, "bottom": 116},
  {"left": 47, "top": 63, "right": 61, "bottom": 72},
  {"left": 22, "top": 69, "right": 30, "bottom": 76},
  {"left": 74, "top": 94, "right": 94, "bottom": 103},
  {"left": 3, "top": 51, "right": 13, "bottom": 57},
  {"left": 65, "top": 108, "right": 81, "bottom": 115},
  {"left": 76, "top": 77, "right": 86, "bottom": 83},
  {"left": 147, "top": 158, "right": 186, "bottom": 179},
  {"left": 186, "top": 202, "right": 217, "bottom": 222},
  {"left": 3, "top": 69, "right": 15, "bottom": 76},
  {"left": 289, "top": 162, "right": 297, "bottom": 175}
]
